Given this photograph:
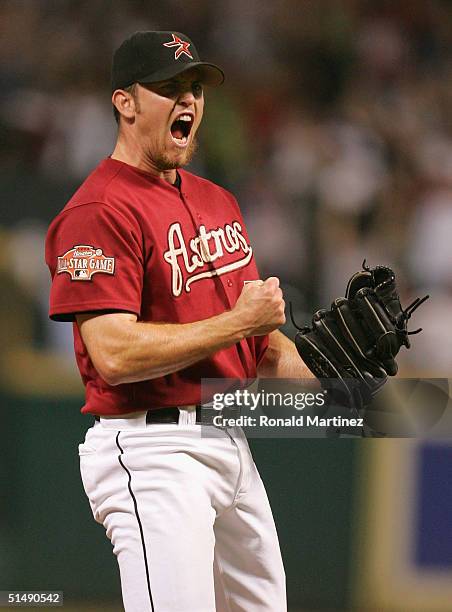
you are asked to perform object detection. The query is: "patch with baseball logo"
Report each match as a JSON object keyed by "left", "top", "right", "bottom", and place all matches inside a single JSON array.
[{"left": 57, "top": 245, "right": 115, "bottom": 281}]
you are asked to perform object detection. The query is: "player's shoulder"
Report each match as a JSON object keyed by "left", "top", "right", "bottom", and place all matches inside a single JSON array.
[
  {"left": 60, "top": 158, "right": 125, "bottom": 212},
  {"left": 50, "top": 158, "right": 145, "bottom": 226}
]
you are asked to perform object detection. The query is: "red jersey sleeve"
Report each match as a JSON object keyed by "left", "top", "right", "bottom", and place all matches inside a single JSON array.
[{"left": 46, "top": 202, "right": 144, "bottom": 321}]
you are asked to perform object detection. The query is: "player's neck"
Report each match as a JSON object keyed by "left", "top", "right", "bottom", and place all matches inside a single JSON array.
[{"left": 111, "top": 140, "right": 178, "bottom": 185}]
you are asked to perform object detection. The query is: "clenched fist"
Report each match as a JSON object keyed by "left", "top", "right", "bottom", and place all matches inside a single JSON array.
[{"left": 232, "top": 277, "right": 286, "bottom": 337}]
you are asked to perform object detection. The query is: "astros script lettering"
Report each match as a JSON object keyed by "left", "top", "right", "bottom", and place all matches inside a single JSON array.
[{"left": 163, "top": 220, "right": 253, "bottom": 296}]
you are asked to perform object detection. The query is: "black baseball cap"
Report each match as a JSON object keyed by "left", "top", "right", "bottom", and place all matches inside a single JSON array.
[{"left": 111, "top": 31, "right": 224, "bottom": 92}]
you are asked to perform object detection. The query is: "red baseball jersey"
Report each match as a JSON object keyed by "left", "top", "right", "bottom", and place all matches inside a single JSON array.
[{"left": 45, "top": 157, "right": 268, "bottom": 415}]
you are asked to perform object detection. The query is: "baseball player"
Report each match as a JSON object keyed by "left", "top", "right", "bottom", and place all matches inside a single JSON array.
[{"left": 45, "top": 31, "right": 312, "bottom": 612}]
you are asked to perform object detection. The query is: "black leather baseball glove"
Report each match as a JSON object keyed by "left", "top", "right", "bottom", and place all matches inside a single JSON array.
[{"left": 293, "top": 262, "right": 429, "bottom": 416}]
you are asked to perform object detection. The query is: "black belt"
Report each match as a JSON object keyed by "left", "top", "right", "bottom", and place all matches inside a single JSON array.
[{"left": 94, "top": 405, "right": 240, "bottom": 425}]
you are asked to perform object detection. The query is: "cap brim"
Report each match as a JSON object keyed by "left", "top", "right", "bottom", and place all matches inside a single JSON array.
[{"left": 138, "top": 61, "right": 224, "bottom": 87}]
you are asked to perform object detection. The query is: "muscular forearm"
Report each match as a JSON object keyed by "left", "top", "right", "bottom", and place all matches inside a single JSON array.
[
  {"left": 257, "top": 330, "right": 315, "bottom": 379},
  {"left": 77, "top": 310, "right": 247, "bottom": 385},
  {"left": 77, "top": 277, "right": 286, "bottom": 386}
]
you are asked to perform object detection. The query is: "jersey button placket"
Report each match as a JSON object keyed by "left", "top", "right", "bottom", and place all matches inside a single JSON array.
[{"left": 180, "top": 189, "right": 235, "bottom": 307}]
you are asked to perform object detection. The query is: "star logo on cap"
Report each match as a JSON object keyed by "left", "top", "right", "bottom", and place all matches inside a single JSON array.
[{"left": 163, "top": 34, "right": 194, "bottom": 60}]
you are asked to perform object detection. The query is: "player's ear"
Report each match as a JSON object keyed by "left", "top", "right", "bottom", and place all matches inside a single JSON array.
[{"left": 112, "top": 87, "right": 138, "bottom": 121}]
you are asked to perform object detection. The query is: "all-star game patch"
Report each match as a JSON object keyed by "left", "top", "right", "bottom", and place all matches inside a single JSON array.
[{"left": 57, "top": 245, "right": 115, "bottom": 281}]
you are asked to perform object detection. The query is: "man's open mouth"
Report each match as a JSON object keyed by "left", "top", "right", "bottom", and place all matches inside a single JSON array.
[{"left": 170, "top": 114, "right": 194, "bottom": 145}]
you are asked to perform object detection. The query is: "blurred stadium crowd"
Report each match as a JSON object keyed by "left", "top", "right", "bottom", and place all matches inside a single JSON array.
[{"left": 1, "top": 0, "right": 451, "bottom": 395}]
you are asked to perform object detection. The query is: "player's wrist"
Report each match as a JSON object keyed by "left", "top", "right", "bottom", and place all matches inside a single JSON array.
[{"left": 218, "top": 308, "right": 249, "bottom": 343}]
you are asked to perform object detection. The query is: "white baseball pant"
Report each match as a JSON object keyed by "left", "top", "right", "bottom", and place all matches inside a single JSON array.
[{"left": 78, "top": 408, "right": 287, "bottom": 612}]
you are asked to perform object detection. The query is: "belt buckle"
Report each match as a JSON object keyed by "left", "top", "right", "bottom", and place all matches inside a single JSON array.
[
  {"left": 199, "top": 404, "right": 241, "bottom": 427},
  {"left": 221, "top": 405, "right": 241, "bottom": 420}
]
